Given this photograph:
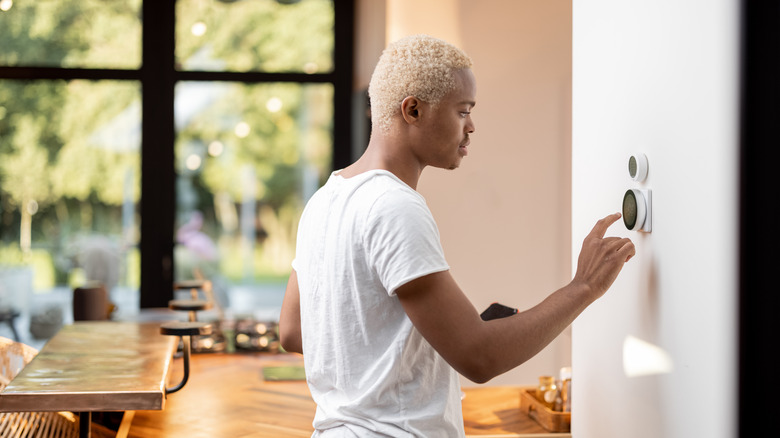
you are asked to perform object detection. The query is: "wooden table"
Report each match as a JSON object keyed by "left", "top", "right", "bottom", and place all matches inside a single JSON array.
[
  {"left": 129, "top": 352, "right": 571, "bottom": 437},
  {"left": 0, "top": 321, "right": 178, "bottom": 438}
]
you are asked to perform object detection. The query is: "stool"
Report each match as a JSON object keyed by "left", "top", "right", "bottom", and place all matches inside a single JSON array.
[
  {"left": 0, "top": 308, "right": 20, "bottom": 342},
  {"left": 169, "top": 280, "right": 214, "bottom": 322},
  {"left": 159, "top": 321, "right": 212, "bottom": 395}
]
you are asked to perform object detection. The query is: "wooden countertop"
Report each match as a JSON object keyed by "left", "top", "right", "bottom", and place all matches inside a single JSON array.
[
  {"left": 130, "top": 352, "right": 570, "bottom": 437},
  {"left": 0, "top": 321, "right": 177, "bottom": 413},
  {"left": 463, "top": 386, "right": 571, "bottom": 437}
]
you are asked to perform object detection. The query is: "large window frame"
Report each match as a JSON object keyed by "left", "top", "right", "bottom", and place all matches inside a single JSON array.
[{"left": 0, "top": 0, "right": 354, "bottom": 308}]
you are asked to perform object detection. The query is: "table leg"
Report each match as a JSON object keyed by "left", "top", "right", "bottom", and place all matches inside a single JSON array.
[{"left": 79, "top": 412, "right": 91, "bottom": 438}]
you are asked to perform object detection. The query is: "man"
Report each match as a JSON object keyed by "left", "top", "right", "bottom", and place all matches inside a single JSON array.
[{"left": 279, "top": 34, "right": 634, "bottom": 437}]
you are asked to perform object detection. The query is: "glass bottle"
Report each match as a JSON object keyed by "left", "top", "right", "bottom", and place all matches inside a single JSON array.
[
  {"left": 561, "top": 378, "right": 572, "bottom": 412},
  {"left": 536, "top": 375, "right": 558, "bottom": 410},
  {"left": 559, "top": 366, "right": 572, "bottom": 412}
]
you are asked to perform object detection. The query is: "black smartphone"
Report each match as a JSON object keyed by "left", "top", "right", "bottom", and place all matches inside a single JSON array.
[{"left": 480, "top": 302, "right": 518, "bottom": 321}]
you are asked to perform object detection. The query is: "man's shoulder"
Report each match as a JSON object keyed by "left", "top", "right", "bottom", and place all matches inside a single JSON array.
[
  {"left": 365, "top": 183, "right": 427, "bottom": 217},
  {"left": 360, "top": 171, "right": 424, "bottom": 203},
  {"left": 303, "top": 170, "right": 429, "bottom": 221}
]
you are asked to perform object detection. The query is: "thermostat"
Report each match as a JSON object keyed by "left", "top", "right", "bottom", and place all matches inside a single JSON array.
[
  {"left": 623, "top": 189, "right": 652, "bottom": 232},
  {"left": 628, "top": 154, "right": 649, "bottom": 182}
]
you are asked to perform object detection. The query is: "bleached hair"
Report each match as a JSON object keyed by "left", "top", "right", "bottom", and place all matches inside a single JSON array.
[{"left": 368, "top": 34, "right": 473, "bottom": 133}]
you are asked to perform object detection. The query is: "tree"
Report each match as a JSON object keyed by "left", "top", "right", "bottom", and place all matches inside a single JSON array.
[
  {"left": 0, "top": 0, "right": 336, "bottom": 284},
  {"left": 0, "top": 0, "right": 142, "bottom": 256}
]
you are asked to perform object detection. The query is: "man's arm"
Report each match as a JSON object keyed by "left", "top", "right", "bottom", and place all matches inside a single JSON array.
[
  {"left": 395, "top": 213, "right": 635, "bottom": 383},
  {"left": 279, "top": 269, "right": 303, "bottom": 354}
]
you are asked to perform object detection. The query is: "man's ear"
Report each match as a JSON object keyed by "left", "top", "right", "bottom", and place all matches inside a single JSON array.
[{"left": 400, "top": 96, "right": 422, "bottom": 125}]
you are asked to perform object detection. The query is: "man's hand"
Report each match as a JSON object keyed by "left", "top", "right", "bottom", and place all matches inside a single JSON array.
[{"left": 572, "top": 213, "right": 636, "bottom": 301}]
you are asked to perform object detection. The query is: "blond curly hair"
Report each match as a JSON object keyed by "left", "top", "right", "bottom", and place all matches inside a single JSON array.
[{"left": 368, "top": 34, "right": 473, "bottom": 133}]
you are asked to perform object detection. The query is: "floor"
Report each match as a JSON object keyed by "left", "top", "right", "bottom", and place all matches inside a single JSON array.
[{"left": 128, "top": 352, "right": 567, "bottom": 438}]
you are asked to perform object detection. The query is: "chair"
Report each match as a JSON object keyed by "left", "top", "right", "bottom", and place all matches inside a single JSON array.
[
  {"left": 0, "top": 336, "right": 80, "bottom": 438},
  {"left": 0, "top": 337, "right": 116, "bottom": 438}
]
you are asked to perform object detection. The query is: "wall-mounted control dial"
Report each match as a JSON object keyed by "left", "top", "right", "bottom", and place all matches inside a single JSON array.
[
  {"left": 628, "top": 153, "right": 649, "bottom": 182},
  {"left": 623, "top": 189, "right": 652, "bottom": 232}
]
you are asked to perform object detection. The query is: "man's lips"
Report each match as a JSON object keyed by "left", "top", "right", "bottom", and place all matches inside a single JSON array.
[{"left": 459, "top": 138, "right": 470, "bottom": 156}]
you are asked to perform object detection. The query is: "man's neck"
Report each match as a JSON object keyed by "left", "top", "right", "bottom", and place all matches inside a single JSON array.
[{"left": 340, "top": 133, "right": 424, "bottom": 190}]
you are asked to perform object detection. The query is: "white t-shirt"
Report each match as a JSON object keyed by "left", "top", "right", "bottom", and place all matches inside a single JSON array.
[{"left": 292, "top": 169, "right": 464, "bottom": 437}]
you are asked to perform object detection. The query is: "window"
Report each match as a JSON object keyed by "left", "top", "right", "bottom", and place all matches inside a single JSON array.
[{"left": 0, "top": 0, "right": 353, "bottom": 332}]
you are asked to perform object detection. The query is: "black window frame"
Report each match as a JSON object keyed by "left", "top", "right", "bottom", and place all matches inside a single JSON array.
[{"left": 0, "top": 0, "right": 354, "bottom": 308}]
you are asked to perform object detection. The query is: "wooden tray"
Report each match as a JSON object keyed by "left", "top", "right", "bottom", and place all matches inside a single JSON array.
[{"left": 519, "top": 388, "right": 571, "bottom": 432}]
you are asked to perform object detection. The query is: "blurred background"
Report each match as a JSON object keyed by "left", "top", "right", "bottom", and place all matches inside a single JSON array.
[
  {"left": 0, "top": 0, "right": 573, "bottom": 389},
  {"left": 0, "top": 0, "right": 339, "bottom": 342}
]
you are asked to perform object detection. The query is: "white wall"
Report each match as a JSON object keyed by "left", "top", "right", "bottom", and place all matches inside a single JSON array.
[{"left": 571, "top": 1, "right": 740, "bottom": 437}]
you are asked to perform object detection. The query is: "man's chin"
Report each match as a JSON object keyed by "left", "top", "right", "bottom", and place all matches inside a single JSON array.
[{"left": 429, "top": 157, "right": 463, "bottom": 171}]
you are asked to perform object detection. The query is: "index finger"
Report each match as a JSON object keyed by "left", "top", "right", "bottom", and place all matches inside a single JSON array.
[{"left": 588, "top": 212, "right": 622, "bottom": 239}]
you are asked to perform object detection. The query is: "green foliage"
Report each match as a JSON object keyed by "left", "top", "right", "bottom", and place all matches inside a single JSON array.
[
  {"left": 52, "top": 80, "right": 140, "bottom": 205},
  {"left": 0, "top": 0, "right": 335, "bottom": 292},
  {"left": 176, "top": 0, "right": 333, "bottom": 73},
  {"left": 0, "top": 244, "right": 55, "bottom": 290},
  {"left": 181, "top": 82, "right": 333, "bottom": 209},
  {"left": 28, "top": 249, "right": 56, "bottom": 291},
  {"left": 0, "top": 0, "right": 142, "bottom": 68},
  {"left": 0, "top": 115, "right": 54, "bottom": 207},
  {"left": 0, "top": 244, "right": 25, "bottom": 265}
]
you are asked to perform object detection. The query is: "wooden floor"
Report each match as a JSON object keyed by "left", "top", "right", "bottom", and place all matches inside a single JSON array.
[
  {"left": 129, "top": 352, "right": 568, "bottom": 437},
  {"left": 129, "top": 353, "right": 314, "bottom": 438}
]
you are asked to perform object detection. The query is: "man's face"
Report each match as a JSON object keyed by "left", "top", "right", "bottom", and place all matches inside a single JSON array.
[{"left": 414, "top": 68, "right": 477, "bottom": 170}]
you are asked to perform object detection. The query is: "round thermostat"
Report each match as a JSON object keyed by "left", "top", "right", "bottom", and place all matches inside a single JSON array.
[
  {"left": 623, "top": 189, "right": 647, "bottom": 231},
  {"left": 628, "top": 153, "right": 649, "bottom": 182}
]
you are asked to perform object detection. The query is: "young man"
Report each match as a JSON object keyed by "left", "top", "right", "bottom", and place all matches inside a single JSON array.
[{"left": 279, "top": 34, "right": 635, "bottom": 437}]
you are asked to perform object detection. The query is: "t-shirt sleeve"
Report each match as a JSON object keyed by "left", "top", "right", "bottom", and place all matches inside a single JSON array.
[{"left": 364, "top": 188, "right": 449, "bottom": 296}]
